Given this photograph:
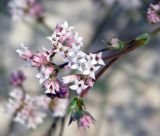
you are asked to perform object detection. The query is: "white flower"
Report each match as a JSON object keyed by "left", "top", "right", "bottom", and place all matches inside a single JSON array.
[
  {"left": 67, "top": 50, "right": 87, "bottom": 71},
  {"left": 5, "top": 98, "right": 21, "bottom": 114},
  {"left": 5, "top": 89, "right": 23, "bottom": 114},
  {"left": 35, "top": 72, "right": 46, "bottom": 84},
  {"left": 9, "top": 89, "right": 23, "bottom": 100},
  {"left": 88, "top": 52, "right": 105, "bottom": 66},
  {"left": 8, "top": 0, "right": 27, "bottom": 20},
  {"left": 68, "top": 45, "right": 81, "bottom": 58},
  {"left": 34, "top": 96, "right": 51, "bottom": 109},
  {"left": 14, "top": 111, "right": 26, "bottom": 125},
  {"left": 53, "top": 43, "right": 69, "bottom": 59},
  {"left": 8, "top": 0, "right": 44, "bottom": 20},
  {"left": 62, "top": 21, "right": 74, "bottom": 32},
  {"left": 74, "top": 32, "right": 83, "bottom": 47},
  {"left": 83, "top": 62, "right": 100, "bottom": 79},
  {"left": 70, "top": 79, "right": 88, "bottom": 94},
  {"left": 14, "top": 104, "right": 46, "bottom": 129},
  {"left": 12, "top": 94, "right": 48, "bottom": 129},
  {"left": 67, "top": 60, "right": 82, "bottom": 71}
]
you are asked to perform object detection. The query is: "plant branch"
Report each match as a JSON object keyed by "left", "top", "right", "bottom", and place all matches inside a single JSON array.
[
  {"left": 80, "top": 58, "right": 118, "bottom": 98},
  {"left": 80, "top": 26, "right": 160, "bottom": 97},
  {"left": 36, "top": 17, "right": 53, "bottom": 34},
  {"left": 150, "top": 26, "right": 160, "bottom": 37},
  {"left": 46, "top": 117, "right": 59, "bottom": 136},
  {"left": 103, "top": 26, "right": 160, "bottom": 61},
  {"left": 59, "top": 117, "right": 65, "bottom": 136}
]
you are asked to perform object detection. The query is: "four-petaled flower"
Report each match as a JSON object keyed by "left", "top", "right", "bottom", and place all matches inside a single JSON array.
[
  {"left": 83, "top": 62, "right": 100, "bottom": 79},
  {"left": 70, "top": 79, "right": 88, "bottom": 94},
  {"left": 88, "top": 52, "right": 105, "bottom": 66}
]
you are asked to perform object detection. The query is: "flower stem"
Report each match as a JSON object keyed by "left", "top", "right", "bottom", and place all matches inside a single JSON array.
[
  {"left": 102, "top": 40, "right": 139, "bottom": 61},
  {"left": 92, "top": 47, "right": 111, "bottom": 53},
  {"left": 36, "top": 17, "right": 53, "bottom": 34},
  {"left": 4, "top": 119, "right": 15, "bottom": 136},
  {"left": 59, "top": 117, "right": 65, "bottom": 136},
  {"left": 80, "top": 58, "right": 118, "bottom": 98},
  {"left": 80, "top": 26, "right": 160, "bottom": 97},
  {"left": 103, "top": 26, "right": 160, "bottom": 61},
  {"left": 150, "top": 26, "right": 160, "bottom": 37},
  {"left": 40, "top": 21, "right": 53, "bottom": 34},
  {"left": 46, "top": 117, "right": 59, "bottom": 136}
]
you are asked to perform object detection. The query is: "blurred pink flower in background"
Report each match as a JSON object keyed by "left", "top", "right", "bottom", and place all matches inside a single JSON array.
[
  {"left": 8, "top": 0, "right": 44, "bottom": 20},
  {"left": 147, "top": 3, "right": 160, "bottom": 24},
  {"left": 6, "top": 89, "right": 50, "bottom": 129},
  {"left": 10, "top": 70, "right": 26, "bottom": 87}
]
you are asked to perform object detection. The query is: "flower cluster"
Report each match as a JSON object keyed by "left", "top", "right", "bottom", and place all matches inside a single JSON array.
[
  {"left": 6, "top": 70, "right": 71, "bottom": 129},
  {"left": 147, "top": 3, "right": 160, "bottom": 24},
  {"left": 8, "top": 0, "right": 44, "bottom": 20},
  {"left": 15, "top": 21, "right": 105, "bottom": 128},
  {"left": 16, "top": 21, "right": 105, "bottom": 97},
  {"left": 6, "top": 88, "right": 50, "bottom": 129}
]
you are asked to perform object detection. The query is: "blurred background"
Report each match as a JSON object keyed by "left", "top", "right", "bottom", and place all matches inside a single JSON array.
[{"left": 0, "top": 0, "right": 160, "bottom": 136}]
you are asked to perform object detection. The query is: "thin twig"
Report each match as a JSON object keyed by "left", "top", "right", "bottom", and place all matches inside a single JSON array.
[
  {"left": 80, "top": 26, "right": 160, "bottom": 97},
  {"left": 150, "top": 26, "right": 160, "bottom": 37},
  {"left": 46, "top": 117, "right": 59, "bottom": 136},
  {"left": 80, "top": 58, "right": 118, "bottom": 98},
  {"left": 59, "top": 117, "right": 65, "bottom": 136},
  {"left": 36, "top": 17, "right": 53, "bottom": 34}
]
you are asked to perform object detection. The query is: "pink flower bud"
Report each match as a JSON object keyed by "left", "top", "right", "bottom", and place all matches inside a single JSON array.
[
  {"left": 43, "top": 65, "right": 56, "bottom": 79},
  {"left": 10, "top": 70, "right": 26, "bottom": 87},
  {"left": 32, "top": 53, "right": 47, "bottom": 67},
  {"left": 86, "top": 78, "right": 94, "bottom": 87},
  {"left": 147, "top": 9, "right": 160, "bottom": 24},
  {"left": 16, "top": 45, "right": 33, "bottom": 61},
  {"left": 55, "top": 24, "right": 63, "bottom": 33},
  {"left": 147, "top": 3, "right": 160, "bottom": 24},
  {"left": 111, "top": 38, "right": 119, "bottom": 48},
  {"left": 78, "top": 113, "right": 95, "bottom": 128},
  {"left": 30, "top": 3, "right": 44, "bottom": 17},
  {"left": 56, "top": 85, "right": 69, "bottom": 98},
  {"left": 27, "top": 0, "right": 36, "bottom": 6}
]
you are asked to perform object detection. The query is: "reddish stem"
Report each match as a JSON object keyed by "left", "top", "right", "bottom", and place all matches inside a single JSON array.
[{"left": 80, "top": 58, "right": 118, "bottom": 98}]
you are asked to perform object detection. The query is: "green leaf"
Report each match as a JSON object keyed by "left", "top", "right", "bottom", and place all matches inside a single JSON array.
[
  {"left": 67, "top": 97, "right": 85, "bottom": 114},
  {"left": 135, "top": 33, "right": 150, "bottom": 46},
  {"left": 67, "top": 98, "right": 78, "bottom": 114}
]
